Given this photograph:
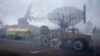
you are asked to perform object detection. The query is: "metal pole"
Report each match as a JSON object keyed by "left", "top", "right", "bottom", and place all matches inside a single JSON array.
[
  {"left": 94, "top": 35, "right": 96, "bottom": 56},
  {"left": 92, "top": 27, "right": 96, "bottom": 56},
  {"left": 83, "top": 4, "right": 86, "bottom": 24}
]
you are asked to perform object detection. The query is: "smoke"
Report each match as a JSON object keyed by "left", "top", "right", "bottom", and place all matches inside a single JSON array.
[
  {"left": 87, "top": 0, "right": 100, "bottom": 28},
  {"left": 1, "top": 0, "right": 99, "bottom": 30},
  {"left": 0, "top": 0, "right": 33, "bottom": 25}
]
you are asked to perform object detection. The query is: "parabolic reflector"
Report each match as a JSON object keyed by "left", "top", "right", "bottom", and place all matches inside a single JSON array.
[{"left": 47, "top": 7, "right": 84, "bottom": 26}]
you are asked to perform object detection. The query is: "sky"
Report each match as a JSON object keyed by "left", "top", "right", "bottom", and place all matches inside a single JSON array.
[
  {"left": 0, "top": 0, "right": 99, "bottom": 30},
  {"left": 0, "top": 0, "right": 87, "bottom": 27}
]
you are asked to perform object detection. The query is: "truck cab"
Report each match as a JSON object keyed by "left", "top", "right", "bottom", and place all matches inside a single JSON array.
[{"left": 60, "top": 28, "right": 91, "bottom": 51}]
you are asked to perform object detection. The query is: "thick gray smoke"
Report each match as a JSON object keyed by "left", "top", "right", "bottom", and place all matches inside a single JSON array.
[{"left": 0, "top": 0, "right": 33, "bottom": 25}]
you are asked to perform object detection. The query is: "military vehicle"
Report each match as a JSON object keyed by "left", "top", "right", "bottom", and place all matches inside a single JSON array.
[
  {"left": 40, "top": 26, "right": 91, "bottom": 50},
  {"left": 60, "top": 27, "right": 91, "bottom": 50},
  {"left": 42, "top": 5, "right": 92, "bottom": 51},
  {"left": 0, "top": 25, "right": 40, "bottom": 40}
]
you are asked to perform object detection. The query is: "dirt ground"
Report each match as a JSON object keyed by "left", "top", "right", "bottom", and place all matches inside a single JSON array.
[
  {"left": 0, "top": 36, "right": 100, "bottom": 56},
  {"left": 0, "top": 47, "right": 100, "bottom": 56}
]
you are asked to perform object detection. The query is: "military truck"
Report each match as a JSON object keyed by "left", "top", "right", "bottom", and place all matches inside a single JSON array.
[
  {"left": 40, "top": 26, "right": 91, "bottom": 50},
  {"left": 0, "top": 25, "right": 40, "bottom": 41},
  {"left": 60, "top": 28, "right": 91, "bottom": 51}
]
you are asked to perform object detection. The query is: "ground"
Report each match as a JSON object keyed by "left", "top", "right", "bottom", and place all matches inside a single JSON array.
[
  {"left": 0, "top": 47, "right": 100, "bottom": 56},
  {"left": 0, "top": 36, "right": 100, "bottom": 56}
]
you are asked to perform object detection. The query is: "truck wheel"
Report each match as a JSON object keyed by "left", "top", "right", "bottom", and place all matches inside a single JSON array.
[
  {"left": 73, "top": 40, "right": 89, "bottom": 51},
  {"left": 42, "top": 38, "right": 50, "bottom": 48}
]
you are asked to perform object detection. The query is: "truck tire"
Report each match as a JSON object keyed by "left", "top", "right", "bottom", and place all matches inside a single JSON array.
[
  {"left": 73, "top": 40, "right": 89, "bottom": 51},
  {"left": 41, "top": 37, "right": 50, "bottom": 48}
]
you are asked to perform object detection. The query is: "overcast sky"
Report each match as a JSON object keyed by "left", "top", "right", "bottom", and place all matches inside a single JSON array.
[
  {"left": 0, "top": 0, "right": 87, "bottom": 25},
  {"left": 0, "top": 0, "right": 99, "bottom": 30}
]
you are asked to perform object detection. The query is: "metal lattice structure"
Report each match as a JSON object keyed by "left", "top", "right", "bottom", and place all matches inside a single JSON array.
[
  {"left": 48, "top": 7, "right": 85, "bottom": 27},
  {"left": 47, "top": 5, "right": 86, "bottom": 42}
]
